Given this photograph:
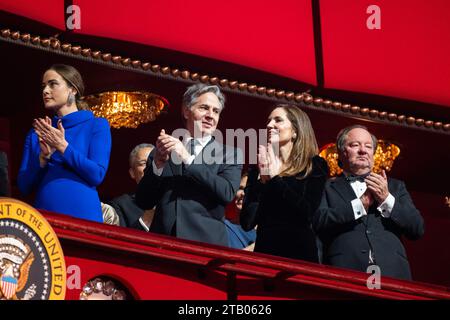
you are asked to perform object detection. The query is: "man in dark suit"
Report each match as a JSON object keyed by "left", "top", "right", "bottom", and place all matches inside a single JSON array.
[
  {"left": 107, "top": 143, "right": 155, "bottom": 231},
  {"left": 313, "top": 125, "right": 424, "bottom": 280},
  {"left": 136, "top": 84, "right": 242, "bottom": 246}
]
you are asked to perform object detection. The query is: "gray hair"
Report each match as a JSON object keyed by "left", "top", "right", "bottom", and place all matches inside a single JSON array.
[
  {"left": 129, "top": 143, "right": 154, "bottom": 167},
  {"left": 182, "top": 83, "right": 225, "bottom": 110},
  {"left": 336, "top": 125, "right": 378, "bottom": 153}
]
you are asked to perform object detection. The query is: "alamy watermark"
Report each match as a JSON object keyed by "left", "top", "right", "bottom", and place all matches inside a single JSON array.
[
  {"left": 366, "top": 265, "right": 381, "bottom": 289},
  {"left": 366, "top": 5, "right": 381, "bottom": 30},
  {"left": 66, "top": 264, "right": 81, "bottom": 289},
  {"left": 66, "top": 5, "right": 81, "bottom": 30},
  {"left": 64, "top": 5, "right": 381, "bottom": 33},
  {"left": 167, "top": 120, "right": 279, "bottom": 169}
]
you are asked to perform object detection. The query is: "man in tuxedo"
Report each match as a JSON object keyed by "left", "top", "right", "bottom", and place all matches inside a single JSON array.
[
  {"left": 313, "top": 125, "right": 424, "bottom": 280},
  {"left": 136, "top": 84, "right": 242, "bottom": 246},
  {"left": 107, "top": 143, "right": 155, "bottom": 231}
]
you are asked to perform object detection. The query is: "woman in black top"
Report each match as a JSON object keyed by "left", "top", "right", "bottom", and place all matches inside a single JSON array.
[{"left": 240, "top": 104, "right": 328, "bottom": 262}]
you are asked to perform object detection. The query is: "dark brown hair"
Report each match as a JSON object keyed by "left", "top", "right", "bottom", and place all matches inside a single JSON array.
[{"left": 48, "top": 64, "right": 89, "bottom": 110}]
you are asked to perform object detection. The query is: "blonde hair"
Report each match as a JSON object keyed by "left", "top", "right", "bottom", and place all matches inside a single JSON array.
[{"left": 276, "top": 104, "right": 319, "bottom": 178}]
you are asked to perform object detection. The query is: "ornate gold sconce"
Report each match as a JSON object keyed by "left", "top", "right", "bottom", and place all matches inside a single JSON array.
[
  {"left": 319, "top": 140, "right": 401, "bottom": 176},
  {"left": 83, "top": 91, "right": 169, "bottom": 129}
]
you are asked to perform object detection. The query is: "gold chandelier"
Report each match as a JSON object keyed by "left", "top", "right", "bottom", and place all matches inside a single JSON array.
[
  {"left": 83, "top": 91, "right": 169, "bottom": 129},
  {"left": 319, "top": 140, "right": 401, "bottom": 176}
]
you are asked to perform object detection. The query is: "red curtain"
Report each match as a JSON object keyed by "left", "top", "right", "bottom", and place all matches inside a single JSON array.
[{"left": 2, "top": 0, "right": 449, "bottom": 106}]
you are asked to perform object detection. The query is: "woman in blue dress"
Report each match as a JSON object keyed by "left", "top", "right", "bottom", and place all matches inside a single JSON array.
[{"left": 18, "top": 64, "right": 111, "bottom": 223}]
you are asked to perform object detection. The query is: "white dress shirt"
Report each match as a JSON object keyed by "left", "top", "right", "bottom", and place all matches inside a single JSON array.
[{"left": 348, "top": 176, "right": 396, "bottom": 220}]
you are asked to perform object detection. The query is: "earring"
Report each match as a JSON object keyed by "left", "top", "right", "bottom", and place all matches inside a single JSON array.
[
  {"left": 292, "top": 133, "right": 297, "bottom": 140},
  {"left": 67, "top": 92, "right": 76, "bottom": 106}
]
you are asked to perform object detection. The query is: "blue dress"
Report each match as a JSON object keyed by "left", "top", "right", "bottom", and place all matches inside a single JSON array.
[
  {"left": 224, "top": 219, "right": 256, "bottom": 249},
  {"left": 18, "top": 110, "right": 111, "bottom": 222}
]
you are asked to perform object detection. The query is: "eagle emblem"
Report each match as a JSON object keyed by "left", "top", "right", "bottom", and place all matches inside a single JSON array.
[{"left": 0, "top": 236, "right": 35, "bottom": 300}]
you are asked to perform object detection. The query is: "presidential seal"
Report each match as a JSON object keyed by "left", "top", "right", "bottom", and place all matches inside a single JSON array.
[{"left": 0, "top": 198, "right": 66, "bottom": 300}]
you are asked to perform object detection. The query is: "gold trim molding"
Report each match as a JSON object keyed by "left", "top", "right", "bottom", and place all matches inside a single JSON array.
[{"left": 1, "top": 28, "right": 449, "bottom": 134}]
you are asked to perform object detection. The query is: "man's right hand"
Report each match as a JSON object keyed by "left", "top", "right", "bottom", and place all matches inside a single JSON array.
[
  {"left": 360, "top": 189, "right": 374, "bottom": 211},
  {"left": 154, "top": 129, "right": 170, "bottom": 169}
]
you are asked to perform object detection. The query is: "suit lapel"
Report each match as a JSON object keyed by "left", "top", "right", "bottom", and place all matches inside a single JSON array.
[
  {"left": 165, "top": 136, "right": 222, "bottom": 175},
  {"left": 332, "top": 176, "right": 373, "bottom": 226},
  {"left": 331, "top": 175, "right": 358, "bottom": 203},
  {"left": 197, "top": 136, "right": 220, "bottom": 165},
  {"left": 168, "top": 158, "right": 182, "bottom": 176}
]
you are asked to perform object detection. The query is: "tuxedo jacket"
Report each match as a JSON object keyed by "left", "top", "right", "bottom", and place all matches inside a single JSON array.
[
  {"left": 136, "top": 139, "right": 242, "bottom": 246},
  {"left": 313, "top": 176, "right": 424, "bottom": 280}
]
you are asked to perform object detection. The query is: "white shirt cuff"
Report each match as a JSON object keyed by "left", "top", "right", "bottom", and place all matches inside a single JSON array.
[
  {"left": 351, "top": 198, "right": 368, "bottom": 220},
  {"left": 183, "top": 155, "right": 195, "bottom": 166},
  {"left": 139, "top": 217, "right": 150, "bottom": 232},
  {"left": 377, "top": 193, "right": 395, "bottom": 218},
  {"left": 152, "top": 160, "right": 164, "bottom": 176}
]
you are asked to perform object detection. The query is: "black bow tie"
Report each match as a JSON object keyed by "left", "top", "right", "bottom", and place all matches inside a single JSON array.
[{"left": 346, "top": 172, "right": 370, "bottom": 182}]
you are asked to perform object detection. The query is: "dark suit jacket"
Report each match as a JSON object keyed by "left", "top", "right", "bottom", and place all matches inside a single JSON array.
[
  {"left": 108, "top": 193, "right": 147, "bottom": 231},
  {"left": 136, "top": 139, "right": 242, "bottom": 246},
  {"left": 313, "top": 176, "right": 424, "bottom": 280},
  {"left": 241, "top": 156, "right": 329, "bottom": 262}
]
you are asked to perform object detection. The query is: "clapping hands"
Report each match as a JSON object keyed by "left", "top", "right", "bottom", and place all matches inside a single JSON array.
[
  {"left": 365, "top": 170, "right": 389, "bottom": 204},
  {"left": 257, "top": 143, "right": 282, "bottom": 183},
  {"left": 154, "top": 129, "right": 190, "bottom": 168},
  {"left": 33, "top": 116, "right": 68, "bottom": 166}
]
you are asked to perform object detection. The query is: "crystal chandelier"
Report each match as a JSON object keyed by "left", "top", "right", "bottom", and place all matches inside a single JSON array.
[
  {"left": 83, "top": 91, "right": 169, "bottom": 129},
  {"left": 319, "top": 140, "right": 400, "bottom": 176}
]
